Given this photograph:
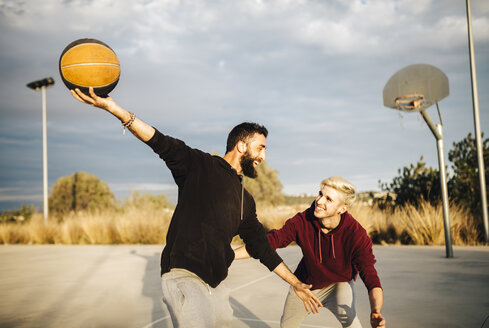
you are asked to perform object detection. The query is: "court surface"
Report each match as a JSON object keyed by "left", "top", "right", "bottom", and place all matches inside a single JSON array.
[{"left": 0, "top": 245, "right": 488, "bottom": 328}]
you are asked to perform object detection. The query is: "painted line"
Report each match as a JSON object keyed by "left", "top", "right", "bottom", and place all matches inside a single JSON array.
[
  {"left": 141, "top": 265, "right": 299, "bottom": 328},
  {"left": 141, "top": 315, "right": 330, "bottom": 328},
  {"left": 235, "top": 317, "right": 333, "bottom": 328},
  {"left": 230, "top": 272, "right": 275, "bottom": 292},
  {"left": 140, "top": 273, "right": 275, "bottom": 328},
  {"left": 140, "top": 315, "right": 170, "bottom": 328}
]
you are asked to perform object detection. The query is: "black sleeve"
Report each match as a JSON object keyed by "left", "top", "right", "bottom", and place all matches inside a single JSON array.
[
  {"left": 238, "top": 195, "right": 283, "bottom": 271},
  {"left": 145, "top": 129, "right": 193, "bottom": 187}
]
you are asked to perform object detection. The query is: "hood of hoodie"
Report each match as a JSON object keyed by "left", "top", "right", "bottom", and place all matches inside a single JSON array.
[
  {"left": 306, "top": 201, "right": 349, "bottom": 235},
  {"left": 304, "top": 201, "right": 352, "bottom": 262}
]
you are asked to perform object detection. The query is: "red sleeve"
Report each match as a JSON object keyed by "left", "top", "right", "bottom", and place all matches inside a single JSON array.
[
  {"left": 267, "top": 212, "right": 304, "bottom": 249},
  {"left": 352, "top": 227, "right": 382, "bottom": 291}
]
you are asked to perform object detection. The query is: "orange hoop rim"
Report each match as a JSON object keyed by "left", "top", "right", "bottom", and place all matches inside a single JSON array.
[{"left": 395, "top": 94, "right": 425, "bottom": 111}]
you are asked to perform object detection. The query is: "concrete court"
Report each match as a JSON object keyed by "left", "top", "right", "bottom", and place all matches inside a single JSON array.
[{"left": 0, "top": 245, "right": 488, "bottom": 328}]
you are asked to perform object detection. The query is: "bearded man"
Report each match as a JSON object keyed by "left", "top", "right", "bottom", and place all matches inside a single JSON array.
[{"left": 70, "top": 87, "right": 321, "bottom": 328}]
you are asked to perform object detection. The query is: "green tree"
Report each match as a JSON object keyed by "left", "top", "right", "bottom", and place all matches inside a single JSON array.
[
  {"left": 243, "top": 161, "right": 285, "bottom": 206},
  {"left": 49, "top": 172, "right": 116, "bottom": 216},
  {"left": 380, "top": 156, "right": 441, "bottom": 208},
  {"left": 0, "top": 203, "right": 37, "bottom": 223},
  {"left": 448, "top": 133, "right": 488, "bottom": 217},
  {"left": 121, "top": 191, "right": 174, "bottom": 211}
]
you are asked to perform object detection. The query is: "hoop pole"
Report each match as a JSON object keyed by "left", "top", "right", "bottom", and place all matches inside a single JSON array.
[
  {"left": 420, "top": 109, "right": 454, "bottom": 258},
  {"left": 41, "top": 86, "right": 49, "bottom": 223},
  {"left": 466, "top": 0, "right": 489, "bottom": 242}
]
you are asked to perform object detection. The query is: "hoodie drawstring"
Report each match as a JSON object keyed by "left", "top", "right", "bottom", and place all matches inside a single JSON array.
[
  {"left": 318, "top": 230, "right": 322, "bottom": 263},
  {"left": 318, "top": 231, "right": 336, "bottom": 262},
  {"left": 331, "top": 235, "right": 336, "bottom": 259}
]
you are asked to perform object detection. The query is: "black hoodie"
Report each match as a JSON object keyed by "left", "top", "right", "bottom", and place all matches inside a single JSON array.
[{"left": 146, "top": 129, "right": 283, "bottom": 288}]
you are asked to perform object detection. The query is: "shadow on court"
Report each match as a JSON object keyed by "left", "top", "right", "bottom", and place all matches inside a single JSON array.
[{"left": 0, "top": 245, "right": 488, "bottom": 328}]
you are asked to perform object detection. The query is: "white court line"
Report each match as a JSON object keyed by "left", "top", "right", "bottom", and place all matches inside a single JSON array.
[
  {"left": 140, "top": 315, "right": 170, "bottom": 328},
  {"left": 235, "top": 317, "right": 331, "bottom": 328},
  {"left": 230, "top": 272, "right": 275, "bottom": 292},
  {"left": 141, "top": 263, "right": 299, "bottom": 328},
  {"left": 140, "top": 272, "right": 275, "bottom": 328},
  {"left": 141, "top": 315, "right": 329, "bottom": 328}
]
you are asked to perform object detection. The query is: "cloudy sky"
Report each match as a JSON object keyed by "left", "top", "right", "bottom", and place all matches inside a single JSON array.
[{"left": 0, "top": 0, "right": 488, "bottom": 211}]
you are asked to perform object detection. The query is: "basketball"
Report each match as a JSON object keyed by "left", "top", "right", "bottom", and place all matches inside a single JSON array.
[{"left": 59, "top": 38, "right": 120, "bottom": 97}]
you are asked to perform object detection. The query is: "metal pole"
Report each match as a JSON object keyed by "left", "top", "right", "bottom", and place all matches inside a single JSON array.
[
  {"left": 420, "top": 109, "right": 454, "bottom": 258},
  {"left": 466, "top": 0, "right": 489, "bottom": 242},
  {"left": 41, "top": 86, "right": 48, "bottom": 223},
  {"left": 435, "top": 126, "right": 454, "bottom": 258}
]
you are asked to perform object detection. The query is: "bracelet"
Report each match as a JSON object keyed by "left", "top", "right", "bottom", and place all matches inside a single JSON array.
[{"left": 122, "top": 112, "right": 136, "bottom": 135}]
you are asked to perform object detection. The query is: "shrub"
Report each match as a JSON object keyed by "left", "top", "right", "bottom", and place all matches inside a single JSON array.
[
  {"left": 49, "top": 172, "right": 116, "bottom": 217},
  {"left": 0, "top": 203, "right": 37, "bottom": 223},
  {"left": 244, "top": 161, "right": 285, "bottom": 206}
]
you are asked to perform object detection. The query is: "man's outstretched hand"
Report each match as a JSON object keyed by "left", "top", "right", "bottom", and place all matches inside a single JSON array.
[
  {"left": 293, "top": 282, "right": 322, "bottom": 314},
  {"left": 69, "top": 86, "right": 155, "bottom": 142},
  {"left": 272, "top": 262, "right": 322, "bottom": 314},
  {"left": 70, "top": 87, "right": 116, "bottom": 112}
]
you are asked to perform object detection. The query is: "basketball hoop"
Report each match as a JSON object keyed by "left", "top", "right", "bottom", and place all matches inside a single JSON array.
[
  {"left": 383, "top": 64, "right": 449, "bottom": 113},
  {"left": 382, "top": 63, "right": 453, "bottom": 258},
  {"left": 395, "top": 94, "right": 425, "bottom": 111}
]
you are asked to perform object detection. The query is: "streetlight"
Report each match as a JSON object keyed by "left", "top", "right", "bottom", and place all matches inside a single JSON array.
[
  {"left": 26, "top": 77, "right": 55, "bottom": 223},
  {"left": 466, "top": 0, "right": 488, "bottom": 242}
]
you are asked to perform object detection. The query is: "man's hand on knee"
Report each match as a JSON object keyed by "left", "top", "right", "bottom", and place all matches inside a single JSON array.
[{"left": 292, "top": 282, "right": 322, "bottom": 314}]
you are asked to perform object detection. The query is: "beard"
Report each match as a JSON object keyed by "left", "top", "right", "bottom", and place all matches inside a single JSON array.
[{"left": 240, "top": 152, "right": 258, "bottom": 178}]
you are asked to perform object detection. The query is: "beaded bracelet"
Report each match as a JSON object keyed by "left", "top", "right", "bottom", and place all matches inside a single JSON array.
[{"left": 122, "top": 112, "right": 136, "bottom": 135}]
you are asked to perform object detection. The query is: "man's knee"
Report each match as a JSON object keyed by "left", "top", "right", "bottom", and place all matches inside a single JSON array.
[{"left": 335, "top": 304, "right": 358, "bottom": 327}]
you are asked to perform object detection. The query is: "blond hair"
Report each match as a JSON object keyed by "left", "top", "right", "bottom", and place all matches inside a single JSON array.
[{"left": 320, "top": 176, "right": 356, "bottom": 206}]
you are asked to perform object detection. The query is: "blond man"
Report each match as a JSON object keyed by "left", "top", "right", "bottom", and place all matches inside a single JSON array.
[{"left": 235, "top": 176, "right": 385, "bottom": 328}]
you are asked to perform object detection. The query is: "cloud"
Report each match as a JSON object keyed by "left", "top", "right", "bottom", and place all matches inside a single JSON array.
[
  {"left": 0, "top": 187, "right": 42, "bottom": 202},
  {"left": 0, "top": 0, "right": 488, "bottom": 211},
  {"left": 109, "top": 182, "right": 177, "bottom": 192}
]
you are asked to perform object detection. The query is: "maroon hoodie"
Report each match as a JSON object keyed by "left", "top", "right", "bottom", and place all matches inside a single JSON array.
[{"left": 268, "top": 204, "right": 381, "bottom": 291}]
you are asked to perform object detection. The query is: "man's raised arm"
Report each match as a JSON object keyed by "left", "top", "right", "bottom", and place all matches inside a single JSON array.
[{"left": 71, "top": 87, "right": 155, "bottom": 142}]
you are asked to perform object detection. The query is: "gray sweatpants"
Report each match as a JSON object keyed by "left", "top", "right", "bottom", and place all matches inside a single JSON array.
[
  {"left": 280, "top": 280, "right": 362, "bottom": 328},
  {"left": 161, "top": 269, "right": 233, "bottom": 328}
]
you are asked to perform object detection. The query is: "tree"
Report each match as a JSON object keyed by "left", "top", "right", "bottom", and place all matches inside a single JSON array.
[
  {"left": 243, "top": 161, "right": 285, "bottom": 206},
  {"left": 380, "top": 156, "right": 441, "bottom": 208},
  {"left": 49, "top": 172, "right": 116, "bottom": 216},
  {"left": 121, "top": 191, "right": 174, "bottom": 211},
  {"left": 0, "top": 203, "right": 36, "bottom": 223},
  {"left": 380, "top": 133, "right": 488, "bottom": 216},
  {"left": 448, "top": 133, "right": 488, "bottom": 217}
]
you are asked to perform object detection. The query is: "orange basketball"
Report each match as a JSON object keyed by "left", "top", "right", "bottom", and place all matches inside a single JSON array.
[{"left": 59, "top": 38, "right": 120, "bottom": 97}]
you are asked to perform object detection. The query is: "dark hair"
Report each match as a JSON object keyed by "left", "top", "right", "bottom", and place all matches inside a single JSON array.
[{"left": 225, "top": 122, "right": 268, "bottom": 154}]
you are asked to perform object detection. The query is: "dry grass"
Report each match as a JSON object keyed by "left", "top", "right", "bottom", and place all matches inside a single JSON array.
[
  {"left": 350, "top": 200, "right": 481, "bottom": 245},
  {"left": 0, "top": 206, "right": 172, "bottom": 245},
  {"left": 0, "top": 200, "right": 482, "bottom": 245}
]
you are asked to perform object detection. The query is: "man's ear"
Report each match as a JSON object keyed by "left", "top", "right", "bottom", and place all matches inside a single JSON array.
[
  {"left": 339, "top": 205, "right": 348, "bottom": 215},
  {"left": 237, "top": 140, "right": 247, "bottom": 154}
]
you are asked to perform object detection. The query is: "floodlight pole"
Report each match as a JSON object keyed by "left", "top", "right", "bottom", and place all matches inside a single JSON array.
[
  {"left": 27, "top": 77, "right": 55, "bottom": 224},
  {"left": 41, "top": 87, "right": 48, "bottom": 223},
  {"left": 466, "top": 0, "right": 489, "bottom": 242},
  {"left": 420, "top": 109, "right": 453, "bottom": 258}
]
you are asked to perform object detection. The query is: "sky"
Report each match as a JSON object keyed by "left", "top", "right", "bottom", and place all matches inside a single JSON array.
[{"left": 0, "top": 0, "right": 488, "bottom": 211}]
